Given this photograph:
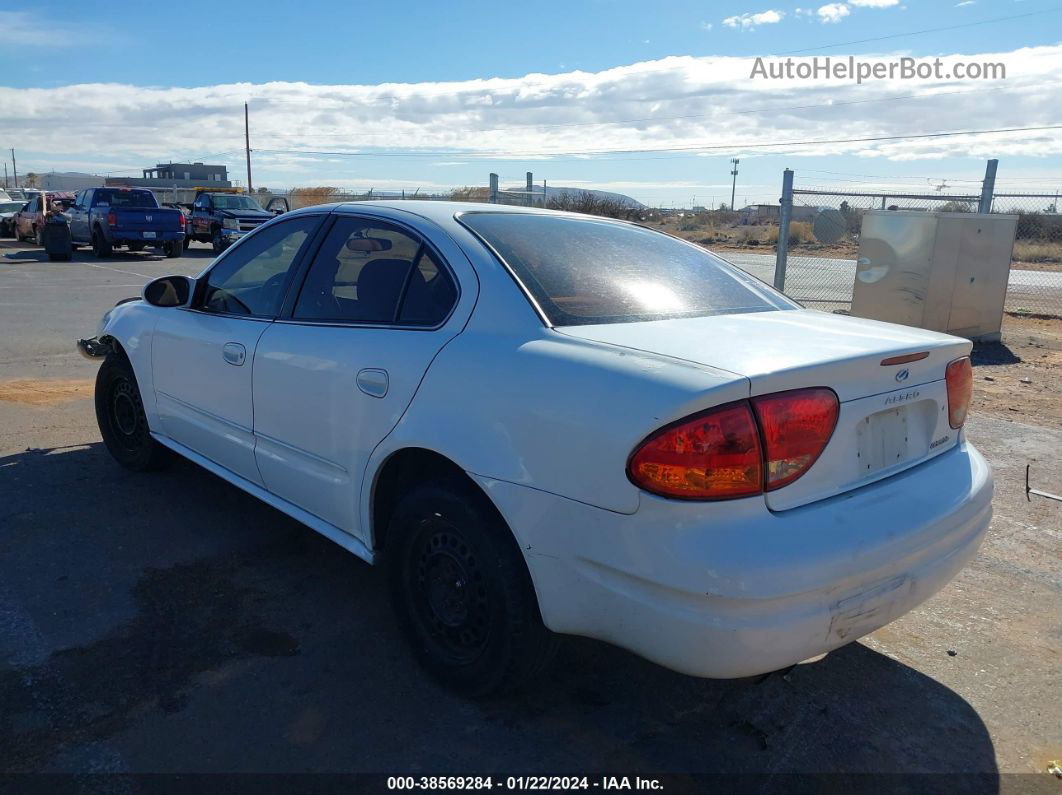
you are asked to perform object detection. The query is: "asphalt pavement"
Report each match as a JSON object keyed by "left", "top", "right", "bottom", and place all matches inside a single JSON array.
[{"left": 1, "top": 239, "right": 1059, "bottom": 784}]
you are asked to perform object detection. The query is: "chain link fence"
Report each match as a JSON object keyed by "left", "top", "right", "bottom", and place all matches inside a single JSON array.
[{"left": 755, "top": 175, "right": 1062, "bottom": 318}]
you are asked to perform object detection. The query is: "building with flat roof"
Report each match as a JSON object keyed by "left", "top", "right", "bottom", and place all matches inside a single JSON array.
[{"left": 105, "top": 162, "right": 231, "bottom": 189}]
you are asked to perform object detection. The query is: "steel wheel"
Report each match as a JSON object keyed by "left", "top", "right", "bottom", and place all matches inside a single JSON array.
[{"left": 413, "top": 521, "right": 491, "bottom": 665}]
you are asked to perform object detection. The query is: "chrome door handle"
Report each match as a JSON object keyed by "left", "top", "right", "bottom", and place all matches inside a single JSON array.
[
  {"left": 222, "top": 342, "right": 246, "bottom": 366},
  {"left": 356, "top": 368, "right": 388, "bottom": 398}
]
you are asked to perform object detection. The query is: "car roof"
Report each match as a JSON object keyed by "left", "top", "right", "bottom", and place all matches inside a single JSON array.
[{"left": 283, "top": 199, "right": 610, "bottom": 230}]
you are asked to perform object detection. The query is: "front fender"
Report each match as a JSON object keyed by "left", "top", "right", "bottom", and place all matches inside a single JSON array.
[{"left": 91, "top": 299, "right": 163, "bottom": 428}]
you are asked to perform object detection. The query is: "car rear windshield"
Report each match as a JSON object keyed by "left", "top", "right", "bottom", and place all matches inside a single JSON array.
[
  {"left": 460, "top": 213, "right": 795, "bottom": 326},
  {"left": 94, "top": 190, "right": 158, "bottom": 208}
]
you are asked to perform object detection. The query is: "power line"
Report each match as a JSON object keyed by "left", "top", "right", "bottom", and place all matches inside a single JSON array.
[
  {"left": 255, "top": 86, "right": 1010, "bottom": 141},
  {"left": 779, "top": 7, "right": 1062, "bottom": 54},
  {"left": 251, "top": 123, "right": 1062, "bottom": 161}
]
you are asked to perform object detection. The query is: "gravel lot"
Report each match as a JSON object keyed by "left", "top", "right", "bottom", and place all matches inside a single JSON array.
[{"left": 1, "top": 239, "right": 1059, "bottom": 784}]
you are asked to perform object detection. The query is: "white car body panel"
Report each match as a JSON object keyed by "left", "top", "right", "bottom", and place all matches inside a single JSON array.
[
  {"left": 474, "top": 440, "right": 991, "bottom": 678},
  {"left": 90, "top": 200, "right": 993, "bottom": 680},
  {"left": 153, "top": 311, "right": 271, "bottom": 486}
]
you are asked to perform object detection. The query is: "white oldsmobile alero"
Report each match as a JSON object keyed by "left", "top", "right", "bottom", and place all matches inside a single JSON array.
[{"left": 78, "top": 201, "right": 992, "bottom": 695}]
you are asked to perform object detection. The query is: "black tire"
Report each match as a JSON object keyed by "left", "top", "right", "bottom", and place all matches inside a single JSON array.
[
  {"left": 210, "top": 227, "right": 225, "bottom": 255},
  {"left": 183, "top": 235, "right": 192, "bottom": 251},
  {"left": 165, "top": 240, "right": 181, "bottom": 258},
  {"left": 387, "top": 478, "right": 558, "bottom": 696},
  {"left": 92, "top": 229, "right": 112, "bottom": 258},
  {"left": 94, "top": 354, "right": 171, "bottom": 472}
]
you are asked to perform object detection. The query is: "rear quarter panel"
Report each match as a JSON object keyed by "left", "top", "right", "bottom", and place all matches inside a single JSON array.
[{"left": 369, "top": 327, "right": 749, "bottom": 516}]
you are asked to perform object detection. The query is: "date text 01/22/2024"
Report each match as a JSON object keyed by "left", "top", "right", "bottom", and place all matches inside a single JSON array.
[{"left": 386, "top": 777, "right": 664, "bottom": 791}]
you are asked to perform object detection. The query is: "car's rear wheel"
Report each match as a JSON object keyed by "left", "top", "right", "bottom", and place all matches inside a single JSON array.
[
  {"left": 183, "top": 235, "right": 192, "bottom": 251},
  {"left": 165, "top": 240, "right": 181, "bottom": 258},
  {"left": 95, "top": 353, "right": 171, "bottom": 471},
  {"left": 33, "top": 227, "right": 42, "bottom": 247},
  {"left": 387, "top": 478, "right": 558, "bottom": 696},
  {"left": 92, "top": 229, "right": 112, "bottom": 258}
]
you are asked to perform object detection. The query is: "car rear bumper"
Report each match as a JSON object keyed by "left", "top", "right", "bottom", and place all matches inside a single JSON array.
[
  {"left": 473, "top": 440, "right": 993, "bottom": 679},
  {"left": 113, "top": 231, "right": 184, "bottom": 244}
]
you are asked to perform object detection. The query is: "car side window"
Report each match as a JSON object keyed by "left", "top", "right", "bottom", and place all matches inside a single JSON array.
[
  {"left": 292, "top": 217, "right": 455, "bottom": 325},
  {"left": 398, "top": 248, "right": 458, "bottom": 326},
  {"left": 198, "top": 216, "right": 320, "bottom": 318}
]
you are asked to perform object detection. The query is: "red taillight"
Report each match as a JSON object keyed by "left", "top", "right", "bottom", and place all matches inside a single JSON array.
[
  {"left": 178, "top": 212, "right": 186, "bottom": 228},
  {"left": 752, "top": 388, "right": 839, "bottom": 491},
  {"left": 627, "top": 401, "right": 763, "bottom": 500},
  {"left": 107, "top": 211, "right": 117, "bottom": 227},
  {"left": 628, "top": 388, "right": 838, "bottom": 500},
  {"left": 945, "top": 356, "right": 973, "bottom": 429}
]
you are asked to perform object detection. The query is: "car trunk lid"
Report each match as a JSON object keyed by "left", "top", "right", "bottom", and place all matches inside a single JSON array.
[{"left": 558, "top": 309, "right": 972, "bottom": 510}]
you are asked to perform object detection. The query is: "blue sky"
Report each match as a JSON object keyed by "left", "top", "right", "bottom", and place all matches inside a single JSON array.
[{"left": 1, "top": 1, "right": 1060, "bottom": 205}]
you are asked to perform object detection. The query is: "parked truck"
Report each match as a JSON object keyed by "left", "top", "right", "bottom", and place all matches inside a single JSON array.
[
  {"left": 67, "top": 187, "right": 185, "bottom": 258},
  {"left": 186, "top": 190, "right": 275, "bottom": 253}
]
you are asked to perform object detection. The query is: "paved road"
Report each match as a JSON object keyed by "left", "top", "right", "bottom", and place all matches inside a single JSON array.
[
  {"left": 721, "top": 252, "right": 1062, "bottom": 315},
  {"left": 1, "top": 239, "right": 1059, "bottom": 780}
]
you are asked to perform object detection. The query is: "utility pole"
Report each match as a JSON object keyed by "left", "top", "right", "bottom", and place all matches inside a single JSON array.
[
  {"left": 525, "top": 171, "right": 533, "bottom": 207},
  {"left": 3, "top": 163, "right": 7, "bottom": 189},
  {"left": 729, "top": 158, "right": 739, "bottom": 211},
  {"left": 978, "top": 158, "right": 997, "bottom": 214},
  {"left": 10, "top": 148, "right": 18, "bottom": 189},
  {"left": 244, "top": 102, "right": 253, "bottom": 193}
]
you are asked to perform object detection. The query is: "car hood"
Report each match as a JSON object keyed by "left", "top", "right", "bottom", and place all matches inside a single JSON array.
[
  {"left": 555, "top": 309, "right": 970, "bottom": 402},
  {"left": 219, "top": 209, "right": 271, "bottom": 220}
]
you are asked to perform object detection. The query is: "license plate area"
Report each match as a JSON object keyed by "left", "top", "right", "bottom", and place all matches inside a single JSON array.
[
  {"left": 856, "top": 406, "right": 911, "bottom": 476},
  {"left": 142, "top": 231, "right": 156, "bottom": 239}
]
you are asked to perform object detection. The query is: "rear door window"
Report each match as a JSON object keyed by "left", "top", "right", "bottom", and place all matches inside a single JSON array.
[
  {"left": 460, "top": 213, "right": 795, "bottom": 326},
  {"left": 293, "top": 217, "right": 457, "bottom": 326}
]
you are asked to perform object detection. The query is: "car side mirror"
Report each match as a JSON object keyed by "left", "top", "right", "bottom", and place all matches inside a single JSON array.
[{"left": 144, "top": 275, "right": 193, "bottom": 307}]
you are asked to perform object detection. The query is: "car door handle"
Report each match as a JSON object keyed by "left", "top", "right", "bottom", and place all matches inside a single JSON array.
[
  {"left": 222, "top": 342, "right": 246, "bottom": 366},
  {"left": 356, "top": 368, "right": 388, "bottom": 398}
]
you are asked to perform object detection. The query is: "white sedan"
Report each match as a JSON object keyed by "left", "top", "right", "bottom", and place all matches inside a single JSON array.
[{"left": 79, "top": 201, "right": 992, "bottom": 695}]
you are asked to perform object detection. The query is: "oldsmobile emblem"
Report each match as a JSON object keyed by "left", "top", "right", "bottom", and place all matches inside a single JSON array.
[{"left": 895, "top": 368, "right": 909, "bottom": 382}]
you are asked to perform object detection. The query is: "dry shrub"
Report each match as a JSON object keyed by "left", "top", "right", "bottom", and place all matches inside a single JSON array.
[
  {"left": 290, "top": 187, "right": 340, "bottom": 209},
  {"left": 788, "top": 221, "right": 815, "bottom": 244},
  {"left": 545, "top": 191, "right": 641, "bottom": 220},
  {"left": 450, "top": 186, "right": 490, "bottom": 202}
]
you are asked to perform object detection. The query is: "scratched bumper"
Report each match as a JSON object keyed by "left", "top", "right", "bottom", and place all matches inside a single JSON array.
[{"left": 474, "top": 440, "right": 993, "bottom": 679}]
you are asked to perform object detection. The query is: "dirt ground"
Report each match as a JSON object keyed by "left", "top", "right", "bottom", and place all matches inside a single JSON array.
[
  {"left": 1, "top": 240, "right": 1060, "bottom": 784},
  {"left": 974, "top": 314, "right": 1062, "bottom": 427}
]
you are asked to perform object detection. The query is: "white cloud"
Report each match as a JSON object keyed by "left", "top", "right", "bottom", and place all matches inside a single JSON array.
[
  {"left": 0, "top": 10, "right": 114, "bottom": 46},
  {"left": 817, "top": 3, "right": 851, "bottom": 22},
  {"left": 955, "top": 1, "right": 975, "bottom": 5},
  {"left": 700, "top": 21, "right": 714, "bottom": 30},
  {"left": 722, "top": 9, "right": 785, "bottom": 29},
  {"left": 849, "top": 0, "right": 899, "bottom": 6},
  {"left": 1, "top": 46, "right": 1060, "bottom": 180}
]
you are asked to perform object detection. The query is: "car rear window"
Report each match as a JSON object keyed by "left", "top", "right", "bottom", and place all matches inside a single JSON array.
[
  {"left": 460, "top": 213, "right": 794, "bottom": 326},
  {"left": 94, "top": 190, "right": 158, "bottom": 208}
]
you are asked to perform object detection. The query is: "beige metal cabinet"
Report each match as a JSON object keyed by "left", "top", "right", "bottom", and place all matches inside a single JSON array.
[{"left": 851, "top": 211, "right": 1018, "bottom": 342}]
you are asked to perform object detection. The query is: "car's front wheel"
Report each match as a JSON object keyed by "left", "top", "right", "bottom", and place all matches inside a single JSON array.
[
  {"left": 95, "top": 353, "right": 171, "bottom": 471},
  {"left": 387, "top": 478, "right": 558, "bottom": 696}
]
